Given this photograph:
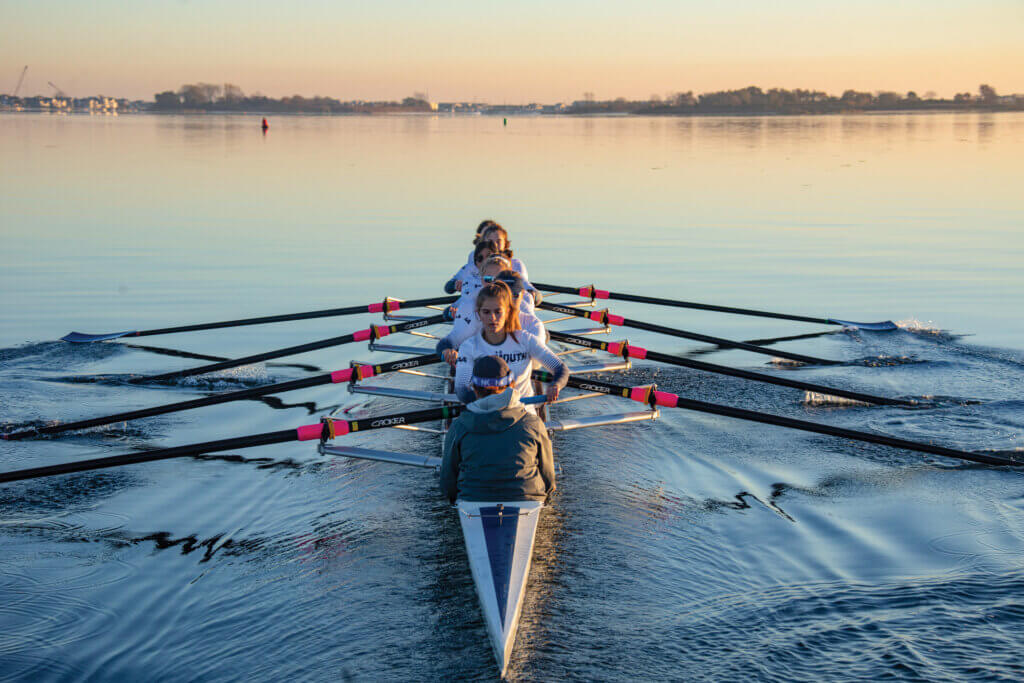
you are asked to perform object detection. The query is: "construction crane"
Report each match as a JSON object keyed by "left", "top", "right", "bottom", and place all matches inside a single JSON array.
[
  {"left": 12, "top": 65, "right": 28, "bottom": 97},
  {"left": 48, "top": 81, "right": 66, "bottom": 98}
]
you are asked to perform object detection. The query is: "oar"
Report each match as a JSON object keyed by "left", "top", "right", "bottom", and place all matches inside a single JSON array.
[
  {"left": 547, "top": 330, "right": 915, "bottom": 407},
  {"left": 133, "top": 314, "right": 446, "bottom": 383},
  {"left": 61, "top": 295, "right": 457, "bottom": 343},
  {"left": 538, "top": 301, "right": 837, "bottom": 365},
  {"left": 534, "top": 283, "right": 897, "bottom": 331},
  {"left": 532, "top": 372, "right": 1018, "bottom": 467},
  {"left": 120, "top": 343, "right": 320, "bottom": 371},
  {"left": 0, "top": 396, "right": 549, "bottom": 485},
  {"left": 0, "top": 405, "right": 463, "bottom": 485},
  {"left": 3, "top": 354, "right": 442, "bottom": 440}
]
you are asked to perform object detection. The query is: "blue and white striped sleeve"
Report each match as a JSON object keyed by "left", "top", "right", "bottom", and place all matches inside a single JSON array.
[
  {"left": 525, "top": 332, "right": 568, "bottom": 391},
  {"left": 435, "top": 317, "right": 479, "bottom": 355},
  {"left": 446, "top": 262, "right": 474, "bottom": 293}
]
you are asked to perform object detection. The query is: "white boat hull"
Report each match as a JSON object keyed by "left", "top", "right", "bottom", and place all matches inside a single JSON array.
[{"left": 457, "top": 499, "right": 543, "bottom": 677}]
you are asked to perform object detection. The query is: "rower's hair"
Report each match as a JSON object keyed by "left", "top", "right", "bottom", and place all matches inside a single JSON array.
[
  {"left": 472, "top": 384, "right": 504, "bottom": 398},
  {"left": 476, "top": 282, "right": 522, "bottom": 334},
  {"left": 481, "top": 255, "right": 512, "bottom": 273},
  {"left": 481, "top": 225, "right": 514, "bottom": 259},
  {"left": 473, "top": 239, "right": 499, "bottom": 265},
  {"left": 473, "top": 219, "right": 499, "bottom": 245}
]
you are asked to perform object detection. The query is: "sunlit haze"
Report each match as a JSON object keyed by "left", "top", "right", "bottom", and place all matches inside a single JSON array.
[{"left": 2, "top": 0, "right": 1022, "bottom": 102}]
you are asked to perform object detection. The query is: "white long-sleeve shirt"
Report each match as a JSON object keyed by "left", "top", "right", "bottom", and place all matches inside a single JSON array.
[
  {"left": 453, "top": 329, "right": 568, "bottom": 405},
  {"left": 439, "top": 305, "right": 545, "bottom": 354}
]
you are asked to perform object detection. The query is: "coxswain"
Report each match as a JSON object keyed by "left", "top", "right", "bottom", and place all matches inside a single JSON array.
[
  {"left": 440, "top": 355, "right": 555, "bottom": 505},
  {"left": 448, "top": 281, "right": 568, "bottom": 410}
]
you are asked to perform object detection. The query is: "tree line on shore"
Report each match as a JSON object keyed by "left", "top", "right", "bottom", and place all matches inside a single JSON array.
[
  {"left": 154, "top": 83, "right": 432, "bottom": 113},
  {"left": 150, "top": 82, "right": 1021, "bottom": 115},
  {"left": 576, "top": 84, "right": 1019, "bottom": 115},
  {"left": 7, "top": 82, "right": 1017, "bottom": 115}
]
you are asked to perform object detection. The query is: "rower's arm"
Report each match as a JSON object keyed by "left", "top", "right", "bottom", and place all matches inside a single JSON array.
[
  {"left": 453, "top": 352, "right": 476, "bottom": 403},
  {"left": 445, "top": 262, "right": 474, "bottom": 293},
  {"left": 528, "top": 334, "right": 569, "bottom": 393},
  {"left": 435, "top": 317, "right": 478, "bottom": 355}
]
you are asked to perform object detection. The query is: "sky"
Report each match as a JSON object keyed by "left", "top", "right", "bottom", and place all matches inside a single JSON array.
[{"left": 2, "top": 0, "right": 1022, "bottom": 103}]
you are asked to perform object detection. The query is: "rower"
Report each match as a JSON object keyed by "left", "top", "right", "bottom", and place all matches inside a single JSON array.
[
  {"left": 445, "top": 220, "right": 500, "bottom": 294},
  {"left": 438, "top": 263, "right": 544, "bottom": 357},
  {"left": 477, "top": 223, "right": 541, "bottom": 301},
  {"left": 446, "top": 281, "right": 568, "bottom": 410},
  {"left": 444, "top": 239, "right": 500, "bottom": 296},
  {"left": 440, "top": 355, "right": 555, "bottom": 505}
]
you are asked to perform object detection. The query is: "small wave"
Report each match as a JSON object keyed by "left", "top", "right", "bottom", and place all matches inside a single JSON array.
[
  {"left": 1, "top": 420, "right": 156, "bottom": 440},
  {"left": 851, "top": 354, "right": 923, "bottom": 367},
  {"left": 0, "top": 341, "right": 126, "bottom": 366},
  {"left": 802, "top": 391, "right": 873, "bottom": 408},
  {"left": 769, "top": 358, "right": 807, "bottom": 368},
  {"left": 896, "top": 319, "right": 970, "bottom": 343},
  {"left": 46, "top": 374, "right": 136, "bottom": 386},
  {"left": 982, "top": 447, "right": 1024, "bottom": 463},
  {"left": 177, "top": 364, "right": 271, "bottom": 387}
]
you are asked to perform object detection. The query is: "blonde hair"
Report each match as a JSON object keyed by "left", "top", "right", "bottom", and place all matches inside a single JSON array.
[
  {"left": 475, "top": 282, "right": 522, "bottom": 334},
  {"left": 482, "top": 254, "right": 512, "bottom": 271}
]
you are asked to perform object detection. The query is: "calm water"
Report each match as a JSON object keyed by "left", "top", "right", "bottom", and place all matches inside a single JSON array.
[{"left": 1, "top": 112, "right": 1023, "bottom": 681}]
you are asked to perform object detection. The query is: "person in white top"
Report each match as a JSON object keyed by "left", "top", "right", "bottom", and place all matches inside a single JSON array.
[
  {"left": 480, "top": 224, "right": 529, "bottom": 282},
  {"left": 446, "top": 281, "right": 569, "bottom": 407},
  {"left": 438, "top": 262, "right": 544, "bottom": 356},
  {"left": 445, "top": 219, "right": 499, "bottom": 294},
  {"left": 445, "top": 238, "right": 501, "bottom": 296}
]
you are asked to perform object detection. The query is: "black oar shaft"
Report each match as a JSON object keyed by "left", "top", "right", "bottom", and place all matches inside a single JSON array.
[
  {"left": 550, "top": 375, "right": 1016, "bottom": 467},
  {"left": 669, "top": 394, "right": 1016, "bottom": 467},
  {"left": 0, "top": 403, "right": 464, "bottom": 484},
  {"left": 117, "top": 295, "right": 455, "bottom": 339},
  {"left": 2, "top": 353, "right": 445, "bottom": 440},
  {"left": 4, "top": 375, "right": 330, "bottom": 440},
  {"left": 136, "top": 314, "right": 445, "bottom": 383},
  {"left": 547, "top": 330, "right": 911, "bottom": 407},
  {"left": 0, "top": 430, "right": 298, "bottom": 484},
  {"left": 539, "top": 302, "right": 836, "bottom": 365},
  {"left": 534, "top": 282, "right": 830, "bottom": 324}
]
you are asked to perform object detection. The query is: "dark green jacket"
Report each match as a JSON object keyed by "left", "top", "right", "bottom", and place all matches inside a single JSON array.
[{"left": 440, "top": 391, "right": 555, "bottom": 502}]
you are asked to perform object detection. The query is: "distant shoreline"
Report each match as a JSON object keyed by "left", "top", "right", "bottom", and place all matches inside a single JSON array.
[
  {"left": 4, "top": 84, "right": 1021, "bottom": 118},
  {"left": 2, "top": 106, "right": 1021, "bottom": 118}
]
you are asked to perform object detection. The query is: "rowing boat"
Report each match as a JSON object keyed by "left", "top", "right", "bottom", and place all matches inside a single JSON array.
[
  {"left": 2, "top": 280, "right": 1010, "bottom": 676},
  {"left": 319, "top": 297, "right": 659, "bottom": 675}
]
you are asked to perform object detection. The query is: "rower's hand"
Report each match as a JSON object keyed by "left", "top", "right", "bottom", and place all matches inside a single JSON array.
[
  {"left": 443, "top": 349, "right": 458, "bottom": 367},
  {"left": 545, "top": 385, "right": 560, "bottom": 402},
  {"left": 454, "top": 279, "right": 463, "bottom": 291}
]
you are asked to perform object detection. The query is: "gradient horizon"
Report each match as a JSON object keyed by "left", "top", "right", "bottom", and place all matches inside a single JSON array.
[{"left": 2, "top": 0, "right": 1022, "bottom": 103}]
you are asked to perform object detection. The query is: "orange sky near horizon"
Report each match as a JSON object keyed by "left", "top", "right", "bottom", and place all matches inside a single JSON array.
[{"left": 2, "top": 1, "right": 1021, "bottom": 102}]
